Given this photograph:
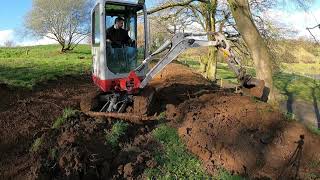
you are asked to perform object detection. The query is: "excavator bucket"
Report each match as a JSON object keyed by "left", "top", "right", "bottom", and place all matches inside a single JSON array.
[
  {"left": 80, "top": 87, "right": 157, "bottom": 124},
  {"left": 241, "top": 78, "right": 266, "bottom": 100}
]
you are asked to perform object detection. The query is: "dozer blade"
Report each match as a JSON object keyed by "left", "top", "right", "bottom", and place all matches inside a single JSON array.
[
  {"left": 241, "top": 78, "right": 266, "bottom": 100},
  {"left": 80, "top": 87, "right": 157, "bottom": 124}
]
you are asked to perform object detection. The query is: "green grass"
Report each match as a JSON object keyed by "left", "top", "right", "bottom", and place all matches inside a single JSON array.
[
  {"left": 144, "top": 124, "right": 210, "bottom": 179},
  {"left": 218, "top": 169, "right": 246, "bottom": 180},
  {"left": 306, "top": 124, "right": 320, "bottom": 136},
  {"left": 52, "top": 108, "right": 78, "bottom": 129},
  {"left": 30, "top": 137, "right": 43, "bottom": 152},
  {"left": 0, "top": 45, "right": 91, "bottom": 89},
  {"left": 105, "top": 121, "right": 129, "bottom": 148},
  {"left": 49, "top": 148, "right": 58, "bottom": 160},
  {"left": 31, "top": 108, "right": 78, "bottom": 152},
  {"left": 216, "top": 63, "right": 256, "bottom": 84},
  {"left": 62, "top": 108, "right": 78, "bottom": 119},
  {"left": 282, "top": 63, "right": 320, "bottom": 75},
  {"left": 179, "top": 58, "right": 201, "bottom": 69},
  {"left": 52, "top": 117, "right": 66, "bottom": 129},
  {"left": 273, "top": 72, "right": 320, "bottom": 103},
  {"left": 145, "top": 124, "right": 244, "bottom": 179}
]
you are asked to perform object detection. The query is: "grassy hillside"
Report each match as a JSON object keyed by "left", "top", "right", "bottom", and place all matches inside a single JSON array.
[
  {"left": 0, "top": 45, "right": 91, "bottom": 88},
  {"left": 275, "top": 39, "right": 320, "bottom": 75},
  {"left": 275, "top": 39, "right": 320, "bottom": 64}
]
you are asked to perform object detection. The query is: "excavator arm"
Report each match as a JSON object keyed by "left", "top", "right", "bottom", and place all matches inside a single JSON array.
[{"left": 134, "top": 32, "right": 265, "bottom": 96}]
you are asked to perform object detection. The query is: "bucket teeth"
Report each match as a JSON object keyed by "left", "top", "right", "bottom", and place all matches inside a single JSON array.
[{"left": 80, "top": 87, "right": 156, "bottom": 123}]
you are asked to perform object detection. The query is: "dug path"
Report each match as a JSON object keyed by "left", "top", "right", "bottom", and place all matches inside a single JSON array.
[{"left": 0, "top": 62, "right": 319, "bottom": 179}]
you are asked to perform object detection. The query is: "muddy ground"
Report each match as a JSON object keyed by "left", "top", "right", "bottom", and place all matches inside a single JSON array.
[{"left": 0, "top": 62, "right": 320, "bottom": 179}]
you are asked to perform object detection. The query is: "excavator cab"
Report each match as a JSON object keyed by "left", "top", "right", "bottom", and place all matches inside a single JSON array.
[{"left": 91, "top": 0, "right": 148, "bottom": 92}]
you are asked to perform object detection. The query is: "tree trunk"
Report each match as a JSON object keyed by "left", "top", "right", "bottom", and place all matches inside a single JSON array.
[
  {"left": 200, "top": 0, "right": 218, "bottom": 81},
  {"left": 61, "top": 45, "right": 73, "bottom": 53},
  {"left": 199, "top": 56, "right": 207, "bottom": 73},
  {"left": 199, "top": 48, "right": 217, "bottom": 81},
  {"left": 228, "top": 0, "right": 277, "bottom": 103},
  {"left": 206, "top": 38, "right": 218, "bottom": 81}
]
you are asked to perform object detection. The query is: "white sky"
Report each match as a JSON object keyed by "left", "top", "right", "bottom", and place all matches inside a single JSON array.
[{"left": 265, "top": 7, "right": 320, "bottom": 40}]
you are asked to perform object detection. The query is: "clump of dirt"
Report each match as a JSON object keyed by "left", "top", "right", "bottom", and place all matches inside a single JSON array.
[
  {"left": 25, "top": 112, "right": 158, "bottom": 180},
  {"left": 173, "top": 92, "right": 320, "bottom": 179}
]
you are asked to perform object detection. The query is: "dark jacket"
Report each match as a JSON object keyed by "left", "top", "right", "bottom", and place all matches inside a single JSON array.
[{"left": 106, "top": 26, "right": 131, "bottom": 46}]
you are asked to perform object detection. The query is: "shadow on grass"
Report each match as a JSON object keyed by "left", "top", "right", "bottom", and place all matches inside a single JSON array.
[
  {"left": 311, "top": 80, "right": 320, "bottom": 128},
  {"left": 282, "top": 75, "right": 295, "bottom": 119},
  {"left": 0, "top": 63, "right": 90, "bottom": 89}
]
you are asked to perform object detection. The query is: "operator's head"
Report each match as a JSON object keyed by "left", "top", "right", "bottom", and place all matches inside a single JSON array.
[{"left": 115, "top": 17, "right": 124, "bottom": 29}]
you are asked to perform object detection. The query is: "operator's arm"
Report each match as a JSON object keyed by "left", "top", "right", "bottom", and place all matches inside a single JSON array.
[
  {"left": 124, "top": 29, "right": 132, "bottom": 45},
  {"left": 106, "top": 27, "right": 112, "bottom": 42}
]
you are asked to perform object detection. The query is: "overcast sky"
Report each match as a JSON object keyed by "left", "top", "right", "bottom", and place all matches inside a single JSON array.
[{"left": 0, "top": 0, "right": 320, "bottom": 46}]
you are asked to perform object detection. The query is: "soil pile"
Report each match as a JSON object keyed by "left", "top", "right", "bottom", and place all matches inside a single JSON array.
[
  {"left": 150, "top": 62, "right": 221, "bottom": 111},
  {"left": 172, "top": 92, "right": 320, "bottom": 179}
]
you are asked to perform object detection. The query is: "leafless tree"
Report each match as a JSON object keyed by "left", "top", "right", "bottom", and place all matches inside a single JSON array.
[
  {"left": 3, "top": 40, "right": 15, "bottom": 47},
  {"left": 24, "top": 0, "right": 91, "bottom": 52}
]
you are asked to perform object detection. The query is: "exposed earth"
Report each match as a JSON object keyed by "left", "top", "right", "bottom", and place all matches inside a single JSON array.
[{"left": 0, "top": 62, "right": 319, "bottom": 179}]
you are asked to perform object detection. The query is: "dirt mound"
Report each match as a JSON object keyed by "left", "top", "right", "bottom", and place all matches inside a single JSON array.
[
  {"left": 174, "top": 92, "right": 320, "bottom": 179},
  {"left": 150, "top": 62, "right": 221, "bottom": 112},
  {"left": 25, "top": 112, "right": 157, "bottom": 179}
]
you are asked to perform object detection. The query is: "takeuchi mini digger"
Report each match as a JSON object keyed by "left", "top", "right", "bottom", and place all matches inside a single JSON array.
[{"left": 80, "top": 0, "right": 265, "bottom": 122}]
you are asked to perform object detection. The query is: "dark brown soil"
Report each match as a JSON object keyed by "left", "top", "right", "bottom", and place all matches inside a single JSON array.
[
  {"left": 0, "top": 75, "right": 96, "bottom": 179},
  {"left": 0, "top": 73, "right": 158, "bottom": 179},
  {"left": 24, "top": 112, "right": 158, "bottom": 180},
  {"left": 0, "top": 62, "right": 319, "bottom": 179}
]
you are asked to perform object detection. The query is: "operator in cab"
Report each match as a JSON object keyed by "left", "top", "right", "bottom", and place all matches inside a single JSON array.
[{"left": 106, "top": 17, "right": 132, "bottom": 47}]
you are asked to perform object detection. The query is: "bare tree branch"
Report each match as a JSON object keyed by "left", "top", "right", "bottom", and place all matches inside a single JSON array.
[{"left": 147, "top": 0, "right": 208, "bottom": 14}]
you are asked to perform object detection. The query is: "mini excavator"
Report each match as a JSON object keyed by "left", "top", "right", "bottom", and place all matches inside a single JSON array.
[{"left": 81, "top": 0, "right": 265, "bottom": 122}]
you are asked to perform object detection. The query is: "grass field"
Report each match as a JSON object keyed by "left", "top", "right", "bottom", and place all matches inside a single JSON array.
[
  {"left": 281, "top": 63, "right": 320, "bottom": 76},
  {"left": 0, "top": 45, "right": 92, "bottom": 88}
]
